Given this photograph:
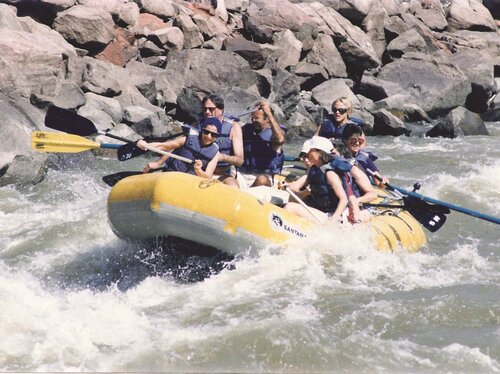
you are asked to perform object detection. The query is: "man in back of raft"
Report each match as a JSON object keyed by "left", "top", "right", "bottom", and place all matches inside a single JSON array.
[
  {"left": 199, "top": 94, "right": 244, "bottom": 188},
  {"left": 238, "top": 101, "right": 286, "bottom": 188}
]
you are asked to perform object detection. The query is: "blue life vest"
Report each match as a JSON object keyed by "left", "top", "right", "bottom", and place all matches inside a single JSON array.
[
  {"left": 318, "top": 118, "right": 363, "bottom": 139},
  {"left": 214, "top": 118, "right": 234, "bottom": 169},
  {"left": 240, "top": 124, "right": 287, "bottom": 174},
  {"left": 350, "top": 150, "right": 379, "bottom": 187},
  {"left": 164, "top": 129, "right": 219, "bottom": 175},
  {"left": 195, "top": 117, "right": 234, "bottom": 169},
  {"left": 305, "top": 159, "right": 352, "bottom": 213}
]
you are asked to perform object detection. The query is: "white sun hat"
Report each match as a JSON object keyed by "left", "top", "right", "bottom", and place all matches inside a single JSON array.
[
  {"left": 308, "top": 136, "right": 333, "bottom": 154},
  {"left": 300, "top": 139, "right": 312, "bottom": 154}
]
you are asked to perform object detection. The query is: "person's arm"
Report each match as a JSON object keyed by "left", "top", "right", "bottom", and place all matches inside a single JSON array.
[
  {"left": 364, "top": 158, "right": 389, "bottom": 187},
  {"left": 193, "top": 152, "right": 220, "bottom": 179},
  {"left": 220, "top": 121, "right": 244, "bottom": 167},
  {"left": 261, "top": 102, "right": 285, "bottom": 151},
  {"left": 351, "top": 166, "right": 377, "bottom": 203},
  {"left": 326, "top": 171, "right": 348, "bottom": 222},
  {"left": 137, "top": 136, "right": 186, "bottom": 152},
  {"left": 138, "top": 136, "right": 187, "bottom": 173}
]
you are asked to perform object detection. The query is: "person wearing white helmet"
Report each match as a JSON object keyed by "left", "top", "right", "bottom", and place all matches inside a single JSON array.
[{"left": 282, "top": 136, "right": 349, "bottom": 223}]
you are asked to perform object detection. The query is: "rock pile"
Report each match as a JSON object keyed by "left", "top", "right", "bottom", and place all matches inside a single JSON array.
[{"left": 0, "top": 0, "right": 498, "bottom": 185}]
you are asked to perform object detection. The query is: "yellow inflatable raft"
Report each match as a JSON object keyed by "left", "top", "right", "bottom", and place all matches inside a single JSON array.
[{"left": 107, "top": 172, "right": 426, "bottom": 255}]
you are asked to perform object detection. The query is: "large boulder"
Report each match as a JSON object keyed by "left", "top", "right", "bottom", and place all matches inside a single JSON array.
[
  {"left": 376, "top": 53, "right": 471, "bottom": 117},
  {"left": 244, "top": 0, "right": 318, "bottom": 43},
  {"left": 300, "top": 2, "right": 381, "bottom": 72},
  {"left": 53, "top": 5, "right": 115, "bottom": 51},
  {"left": 448, "top": 49, "right": 496, "bottom": 113},
  {"left": 447, "top": 0, "right": 497, "bottom": 32},
  {"left": 426, "top": 106, "right": 490, "bottom": 138},
  {"left": 163, "top": 49, "right": 260, "bottom": 96}
]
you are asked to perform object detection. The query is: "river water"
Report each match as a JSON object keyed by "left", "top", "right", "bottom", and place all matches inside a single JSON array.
[{"left": 1, "top": 124, "right": 499, "bottom": 372}]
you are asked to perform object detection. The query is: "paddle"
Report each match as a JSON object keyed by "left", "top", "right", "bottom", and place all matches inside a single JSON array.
[
  {"left": 116, "top": 111, "right": 254, "bottom": 161},
  {"left": 117, "top": 131, "right": 186, "bottom": 161},
  {"left": 102, "top": 168, "right": 163, "bottom": 187},
  {"left": 282, "top": 185, "right": 325, "bottom": 224},
  {"left": 43, "top": 106, "right": 192, "bottom": 164},
  {"left": 382, "top": 178, "right": 499, "bottom": 226},
  {"left": 32, "top": 131, "right": 122, "bottom": 153}
]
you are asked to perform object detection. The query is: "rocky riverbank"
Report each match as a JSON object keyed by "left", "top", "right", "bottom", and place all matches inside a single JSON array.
[{"left": 0, "top": 0, "right": 498, "bottom": 186}]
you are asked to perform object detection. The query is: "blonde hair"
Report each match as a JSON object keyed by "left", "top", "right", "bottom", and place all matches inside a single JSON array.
[{"left": 331, "top": 97, "right": 352, "bottom": 115}]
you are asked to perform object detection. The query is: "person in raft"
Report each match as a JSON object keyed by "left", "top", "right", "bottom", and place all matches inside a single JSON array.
[
  {"left": 282, "top": 136, "right": 354, "bottom": 223},
  {"left": 238, "top": 101, "right": 287, "bottom": 188},
  {"left": 314, "top": 96, "right": 366, "bottom": 148},
  {"left": 341, "top": 123, "right": 389, "bottom": 187},
  {"left": 197, "top": 94, "right": 244, "bottom": 188},
  {"left": 137, "top": 117, "right": 222, "bottom": 179}
]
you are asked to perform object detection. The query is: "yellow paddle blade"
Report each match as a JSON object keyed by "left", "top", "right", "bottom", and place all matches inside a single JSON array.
[{"left": 31, "top": 131, "right": 100, "bottom": 153}]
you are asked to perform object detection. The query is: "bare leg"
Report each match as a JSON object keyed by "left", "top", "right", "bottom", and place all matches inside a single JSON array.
[
  {"left": 283, "top": 202, "right": 326, "bottom": 223},
  {"left": 218, "top": 175, "right": 239, "bottom": 188}
]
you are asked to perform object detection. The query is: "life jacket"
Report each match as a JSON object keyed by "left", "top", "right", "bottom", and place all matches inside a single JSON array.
[
  {"left": 318, "top": 118, "right": 363, "bottom": 139},
  {"left": 351, "top": 150, "right": 379, "bottom": 186},
  {"left": 240, "top": 124, "right": 287, "bottom": 174},
  {"left": 303, "top": 158, "right": 352, "bottom": 213},
  {"left": 195, "top": 117, "right": 234, "bottom": 169},
  {"left": 164, "top": 128, "right": 219, "bottom": 175}
]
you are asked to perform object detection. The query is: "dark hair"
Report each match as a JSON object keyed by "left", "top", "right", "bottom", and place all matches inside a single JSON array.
[
  {"left": 342, "top": 123, "right": 363, "bottom": 140},
  {"left": 318, "top": 150, "right": 333, "bottom": 165},
  {"left": 202, "top": 94, "right": 224, "bottom": 110}
]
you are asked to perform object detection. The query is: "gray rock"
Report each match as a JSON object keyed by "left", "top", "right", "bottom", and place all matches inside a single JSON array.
[
  {"left": 142, "top": 0, "right": 176, "bottom": 19},
  {"left": 30, "top": 78, "right": 85, "bottom": 110},
  {"left": 53, "top": 5, "right": 115, "bottom": 49},
  {"left": 245, "top": 0, "right": 317, "bottom": 43},
  {"left": 0, "top": 154, "right": 49, "bottom": 187},
  {"left": 163, "top": 49, "right": 259, "bottom": 96},
  {"left": 386, "top": 28, "right": 428, "bottom": 60},
  {"left": 426, "top": 106, "right": 490, "bottom": 138},
  {"left": 304, "top": 33, "right": 347, "bottom": 78},
  {"left": 448, "top": 49, "right": 496, "bottom": 113},
  {"left": 409, "top": 0, "right": 448, "bottom": 31},
  {"left": 447, "top": 0, "right": 497, "bottom": 32},
  {"left": 377, "top": 53, "right": 471, "bottom": 117},
  {"left": 311, "top": 79, "right": 360, "bottom": 110},
  {"left": 373, "top": 108, "right": 411, "bottom": 136},
  {"left": 294, "top": 62, "right": 329, "bottom": 91},
  {"left": 173, "top": 13, "right": 203, "bottom": 49},
  {"left": 301, "top": 2, "right": 381, "bottom": 71},
  {"left": 223, "top": 36, "right": 266, "bottom": 70}
]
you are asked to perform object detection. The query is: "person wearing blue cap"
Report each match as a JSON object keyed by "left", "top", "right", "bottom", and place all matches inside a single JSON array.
[{"left": 137, "top": 117, "right": 222, "bottom": 179}]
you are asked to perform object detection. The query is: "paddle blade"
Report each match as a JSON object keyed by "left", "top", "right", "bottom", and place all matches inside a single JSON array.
[
  {"left": 31, "top": 131, "right": 100, "bottom": 153},
  {"left": 403, "top": 196, "right": 449, "bottom": 232},
  {"left": 45, "top": 106, "right": 97, "bottom": 136},
  {"left": 102, "top": 168, "right": 163, "bottom": 187},
  {"left": 117, "top": 142, "right": 147, "bottom": 161},
  {"left": 102, "top": 171, "right": 144, "bottom": 187}
]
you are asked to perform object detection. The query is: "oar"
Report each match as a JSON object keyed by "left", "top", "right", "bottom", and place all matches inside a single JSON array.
[
  {"left": 392, "top": 182, "right": 499, "bottom": 225},
  {"left": 282, "top": 185, "right": 325, "bottom": 224},
  {"left": 368, "top": 169, "right": 500, "bottom": 225},
  {"left": 366, "top": 169, "right": 449, "bottom": 232},
  {"left": 43, "top": 106, "right": 192, "bottom": 164},
  {"left": 102, "top": 168, "right": 163, "bottom": 187},
  {"left": 32, "top": 131, "right": 121, "bottom": 153},
  {"left": 117, "top": 131, "right": 186, "bottom": 161}
]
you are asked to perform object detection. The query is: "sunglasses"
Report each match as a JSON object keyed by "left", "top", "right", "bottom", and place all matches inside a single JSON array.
[
  {"left": 203, "top": 106, "right": 217, "bottom": 113},
  {"left": 347, "top": 137, "right": 364, "bottom": 145},
  {"left": 332, "top": 108, "right": 348, "bottom": 114},
  {"left": 202, "top": 129, "right": 219, "bottom": 137}
]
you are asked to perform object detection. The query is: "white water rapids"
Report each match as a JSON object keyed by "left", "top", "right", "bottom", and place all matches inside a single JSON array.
[{"left": 1, "top": 125, "right": 499, "bottom": 372}]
